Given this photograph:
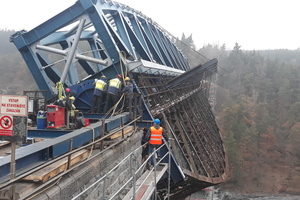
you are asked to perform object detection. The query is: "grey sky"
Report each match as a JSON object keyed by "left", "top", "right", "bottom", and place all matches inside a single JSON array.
[{"left": 1, "top": 0, "right": 299, "bottom": 50}]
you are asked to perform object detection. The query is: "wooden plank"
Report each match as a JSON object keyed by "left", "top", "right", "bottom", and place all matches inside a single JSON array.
[
  {"left": 0, "top": 141, "right": 10, "bottom": 148},
  {"left": 22, "top": 149, "right": 89, "bottom": 183},
  {"left": 108, "top": 126, "right": 134, "bottom": 140}
]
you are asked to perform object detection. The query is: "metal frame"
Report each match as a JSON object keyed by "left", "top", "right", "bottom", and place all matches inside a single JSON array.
[
  {"left": 0, "top": 113, "right": 129, "bottom": 182},
  {"left": 10, "top": 0, "right": 189, "bottom": 101},
  {"left": 5, "top": 0, "right": 228, "bottom": 198}
]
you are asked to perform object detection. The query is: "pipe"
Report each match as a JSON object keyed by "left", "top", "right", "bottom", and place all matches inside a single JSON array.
[{"left": 60, "top": 18, "right": 86, "bottom": 84}]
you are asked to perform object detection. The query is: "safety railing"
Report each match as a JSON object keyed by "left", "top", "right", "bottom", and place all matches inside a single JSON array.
[
  {"left": 124, "top": 142, "right": 172, "bottom": 200},
  {"left": 72, "top": 140, "right": 172, "bottom": 200},
  {"left": 0, "top": 116, "right": 141, "bottom": 200}
]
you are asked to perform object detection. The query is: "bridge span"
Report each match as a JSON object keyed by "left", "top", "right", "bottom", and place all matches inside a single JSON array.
[{"left": 1, "top": 0, "right": 228, "bottom": 199}]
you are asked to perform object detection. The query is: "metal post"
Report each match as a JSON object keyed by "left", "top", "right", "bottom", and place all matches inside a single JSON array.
[
  {"left": 130, "top": 154, "right": 136, "bottom": 200},
  {"left": 102, "top": 176, "right": 106, "bottom": 200},
  {"left": 66, "top": 110, "right": 70, "bottom": 129},
  {"left": 153, "top": 149, "right": 157, "bottom": 200},
  {"left": 133, "top": 174, "right": 136, "bottom": 200},
  {"left": 133, "top": 94, "right": 137, "bottom": 129},
  {"left": 67, "top": 139, "right": 73, "bottom": 170},
  {"left": 10, "top": 141, "right": 16, "bottom": 200},
  {"left": 100, "top": 119, "right": 105, "bottom": 150},
  {"left": 139, "top": 94, "right": 142, "bottom": 118},
  {"left": 121, "top": 117, "right": 124, "bottom": 138},
  {"left": 167, "top": 140, "right": 172, "bottom": 200}
]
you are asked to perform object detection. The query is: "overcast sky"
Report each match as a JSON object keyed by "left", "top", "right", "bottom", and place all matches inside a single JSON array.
[{"left": 1, "top": 0, "right": 299, "bottom": 50}]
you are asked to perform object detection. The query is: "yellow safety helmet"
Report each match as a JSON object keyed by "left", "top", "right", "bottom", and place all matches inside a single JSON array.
[
  {"left": 69, "top": 96, "right": 75, "bottom": 101},
  {"left": 124, "top": 77, "right": 130, "bottom": 81},
  {"left": 100, "top": 75, "right": 107, "bottom": 81}
]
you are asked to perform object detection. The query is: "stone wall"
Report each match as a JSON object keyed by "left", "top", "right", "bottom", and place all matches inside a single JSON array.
[{"left": 32, "top": 129, "right": 143, "bottom": 200}]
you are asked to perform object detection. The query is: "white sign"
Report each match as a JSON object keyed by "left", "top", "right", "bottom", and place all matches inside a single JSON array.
[{"left": 0, "top": 95, "right": 28, "bottom": 116}]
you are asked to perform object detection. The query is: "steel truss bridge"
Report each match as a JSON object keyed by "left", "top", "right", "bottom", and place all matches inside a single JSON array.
[{"left": 2, "top": 0, "right": 228, "bottom": 199}]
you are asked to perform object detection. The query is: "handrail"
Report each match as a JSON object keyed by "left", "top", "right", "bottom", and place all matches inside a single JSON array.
[
  {"left": 72, "top": 141, "right": 172, "bottom": 200},
  {"left": 19, "top": 118, "right": 141, "bottom": 200},
  {"left": 71, "top": 142, "right": 147, "bottom": 200},
  {"left": 0, "top": 116, "right": 141, "bottom": 194},
  {"left": 129, "top": 143, "right": 170, "bottom": 200}
]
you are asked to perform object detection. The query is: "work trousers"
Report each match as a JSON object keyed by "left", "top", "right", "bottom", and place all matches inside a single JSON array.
[
  {"left": 124, "top": 93, "right": 133, "bottom": 111},
  {"left": 148, "top": 144, "right": 161, "bottom": 166},
  {"left": 91, "top": 95, "right": 103, "bottom": 113},
  {"left": 104, "top": 93, "right": 119, "bottom": 113}
]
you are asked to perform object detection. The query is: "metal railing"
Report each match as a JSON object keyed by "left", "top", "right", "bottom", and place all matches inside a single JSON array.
[
  {"left": 0, "top": 116, "right": 141, "bottom": 200},
  {"left": 72, "top": 141, "right": 172, "bottom": 200}
]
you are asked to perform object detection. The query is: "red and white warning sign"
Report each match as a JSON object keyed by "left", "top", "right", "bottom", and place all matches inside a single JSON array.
[
  {"left": 0, "top": 115, "right": 13, "bottom": 136},
  {"left": 0, "top": 95, "right": 28, "bottom": 116}
]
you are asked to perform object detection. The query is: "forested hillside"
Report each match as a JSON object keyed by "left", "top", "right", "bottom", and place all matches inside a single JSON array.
[
  {"left": 199, "top": 43, "right": 300, "bottom": 195},
  {"left": 177, "top": 33, "right": 300, "bottom": 195},
  {"left": 1, "top": 29, "right": 300, "bottom": 196}
]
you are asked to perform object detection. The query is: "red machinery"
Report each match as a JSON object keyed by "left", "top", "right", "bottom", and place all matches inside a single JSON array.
[{"left": 46, "top": 105, "right": 66, "bottom": 129}]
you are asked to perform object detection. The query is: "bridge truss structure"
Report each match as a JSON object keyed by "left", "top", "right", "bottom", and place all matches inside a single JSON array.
[{"left": 7, "top": 0, "right": 228, "bottom": 199}]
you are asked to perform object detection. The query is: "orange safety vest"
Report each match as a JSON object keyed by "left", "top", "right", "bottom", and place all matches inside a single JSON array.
[{"left": 149, "top": 126, "right": 163, "bottom": 145}]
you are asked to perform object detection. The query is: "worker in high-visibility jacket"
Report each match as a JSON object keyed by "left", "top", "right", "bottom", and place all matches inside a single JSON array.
[
  {"left": 91, "top": 75, "right": 107, "bottom": 113},
  {"left": 147, "top": 118, "right": 169, "bottom": 166},
  {"left": 104, "top": 74, "right": 122, "bottom": 113}
]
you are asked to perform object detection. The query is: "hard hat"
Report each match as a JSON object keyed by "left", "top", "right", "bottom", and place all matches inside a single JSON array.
[
  {"left": 154, "top": 119, "right": 160, "bottom": 124},
  {"left": 100, "top": 75, "right": 106, "bottom": 81},
  {"left": 124, "top": 77, "right": 130, "bottom": 81},
  {"left": 69, "top": 96, "right": 75, "bottom": 100},
  {"left": 65, "top": 88, "right": 71, "bottom": 92},
  {"left": 117, "top": 74, "right": 122, "bottom": 79}
]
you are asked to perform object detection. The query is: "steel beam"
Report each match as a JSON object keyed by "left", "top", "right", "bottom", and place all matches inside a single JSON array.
[
  {"left": 0, "top": 113, "right": 129, "bottom": 182},
  {"left": 166, "top": 58, "right": 218, "bottom": 89}
]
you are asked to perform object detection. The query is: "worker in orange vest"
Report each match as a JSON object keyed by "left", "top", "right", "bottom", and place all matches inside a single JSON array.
[{"left": 147, "top": 118, "right": 168, "bottom": 166}]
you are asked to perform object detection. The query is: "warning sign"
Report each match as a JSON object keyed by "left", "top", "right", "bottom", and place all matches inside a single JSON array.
[
  {"left": 0, "top": 115, "right": 13, "bottom": 136},
  {"left": 0, "top": 95, "right": 28, "bottom": 116}
]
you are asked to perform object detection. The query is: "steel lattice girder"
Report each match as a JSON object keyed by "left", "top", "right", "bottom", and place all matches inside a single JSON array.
[
  {"left": 7, "top": 0, "right": 227, "bottom": 197},
  {"left": 10, "top": 0, "right": 189, "bottom": 100},
  {"left": 159, "top": 89, "right": 228, "bottom": 199}
]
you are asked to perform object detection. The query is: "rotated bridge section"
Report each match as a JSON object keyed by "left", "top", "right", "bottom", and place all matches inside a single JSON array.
[
  {"left": 8, "top": 0, "right": 228, "bottom": 199},
  {"left": 133, "top": 58, "right": 228, "bottom": 198}
]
